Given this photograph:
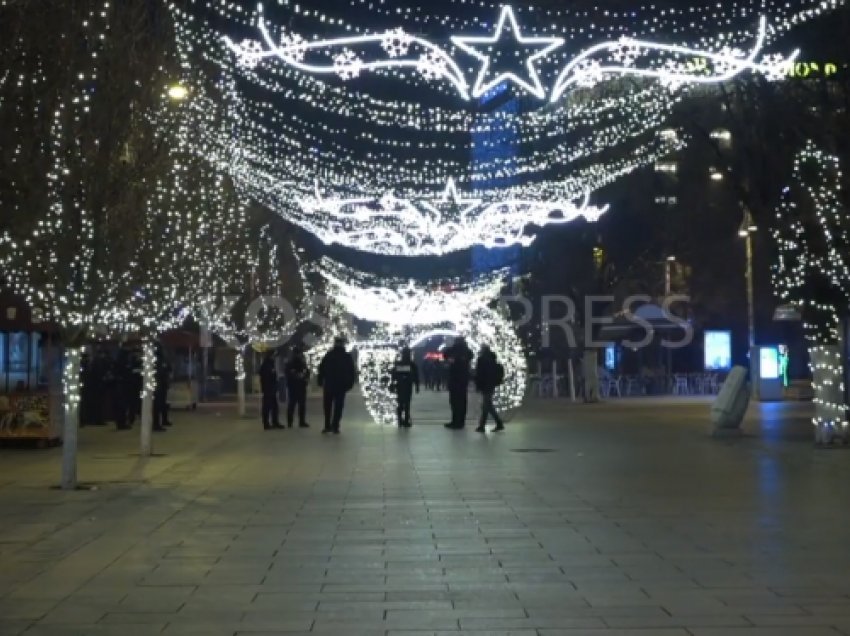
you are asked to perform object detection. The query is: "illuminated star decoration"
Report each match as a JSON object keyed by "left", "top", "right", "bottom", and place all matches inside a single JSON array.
[
  {"left": 451, "top": 6, "right": 564, "bottom": 99},
  {"left": 420, "top": 178, "right": 481, "bottom": 226}
]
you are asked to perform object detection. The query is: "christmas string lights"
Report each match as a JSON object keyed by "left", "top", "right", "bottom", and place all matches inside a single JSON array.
[
  {"left": 163, "top": 0, "right": 835, "bottom": 257},
  {"left": 227, "top": 5, "right": 794, "bottom": 101},
  {"left": 773, "top": 141, "right": 850, "bottom": 444},
  {"left": 303, "top": 257, "right": 527, "bottom": 426},
  {"left": 298, "top": 180, "right": 608, "bottom": 256}
]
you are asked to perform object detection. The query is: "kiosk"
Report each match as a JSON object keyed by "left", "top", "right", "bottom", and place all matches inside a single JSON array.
[{"left": 751, "top": 346, "right": 784, "bottom": 402}]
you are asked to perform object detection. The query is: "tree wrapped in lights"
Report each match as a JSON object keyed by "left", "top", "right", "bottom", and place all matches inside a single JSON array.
[
  {"left": 0, "top": 1, "right": 275, "bottom": 471},
  {"left": 773, "top": 142, "right": 850, "bottom": 444},
  {"left": 0, "top": 0, "right": 192, "bottom": 486}
]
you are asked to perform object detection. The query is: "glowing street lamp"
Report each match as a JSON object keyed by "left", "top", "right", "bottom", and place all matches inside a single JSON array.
[
  {"left": 664, "top": 255, "right": 677, "bottom": 296},
  {"left": 167, "top": 83, "right": 189, "bottom": 101}
]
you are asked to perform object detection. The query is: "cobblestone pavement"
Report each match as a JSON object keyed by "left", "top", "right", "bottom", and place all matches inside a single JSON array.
[{"left": 2, "top": 392, "right": 850, "bottom": 636}]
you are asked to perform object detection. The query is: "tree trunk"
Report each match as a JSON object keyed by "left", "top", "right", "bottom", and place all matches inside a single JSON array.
[
  {"left": 60, "top": 347, "right": 82, "bottom": 490},
  {"left": 236, "top": 348, "right": 246, "bottom": 418},
  {"left": 140, "top": 341, "right": 155, "bottom": 456},
  {"left": 809, "top": 343, "right": 849, "bottom": 445}
]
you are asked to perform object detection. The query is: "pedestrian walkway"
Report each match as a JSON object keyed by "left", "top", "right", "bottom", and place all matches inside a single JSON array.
[{"left": 2, "top": 393, "right": 850, "bottom": 635}]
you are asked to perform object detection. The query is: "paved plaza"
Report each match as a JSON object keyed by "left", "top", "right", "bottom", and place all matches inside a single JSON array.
[{"left": 2, "top": 392, "right": 850, "bottom": 636}]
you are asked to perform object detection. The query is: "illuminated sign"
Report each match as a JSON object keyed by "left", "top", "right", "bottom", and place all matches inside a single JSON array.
[
  {"left": 704, "top": 330, "right": 732, "bottom": 371},
  {"left": 605, "top": 344, "right": 617, "bottom": 370},
  {"left": 759, "top": 347, "right": 781, "bottom": 380}
]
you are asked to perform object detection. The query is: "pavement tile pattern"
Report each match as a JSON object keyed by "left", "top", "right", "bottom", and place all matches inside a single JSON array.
[{"left": 1, "top": 393, "right": 850, "bottom": 635}]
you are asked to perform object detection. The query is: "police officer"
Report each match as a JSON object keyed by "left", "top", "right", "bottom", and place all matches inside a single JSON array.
[
  {"left": 443, "top": 336, "right": 473, "bottom": 430},
  {"left": 317, "top": 337, "right": 357, "bottom": 434},
  {"left": 391, "top": 346, "right": 420, "bottom": 428},
  {"left": 474, "top": 344, "right": 505, "bottom": 433},
  {"left": 259, "top": 352, "right": 283, "bottom": 430},
  {"left": 284, "top": 346, "right": 310, "bottom": 428}
]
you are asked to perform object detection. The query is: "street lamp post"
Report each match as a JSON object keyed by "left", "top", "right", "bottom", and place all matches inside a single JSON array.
[
  {"left": 664, "top": 255, "right": 677, "bottom": 297},
  {"left": 738, "top": 210, "right": 757, "bottom": 350}
]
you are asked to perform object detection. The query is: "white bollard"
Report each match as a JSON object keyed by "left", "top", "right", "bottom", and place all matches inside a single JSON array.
[
  {"left": 552, "top": 360, "right": 559, "bottom": 399},
  {"left": 568, "top": 359, "right": 577, "bottom": 402}
]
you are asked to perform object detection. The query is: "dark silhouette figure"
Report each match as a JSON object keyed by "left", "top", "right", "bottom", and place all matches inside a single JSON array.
[
  {"left": 113, "top": 346, "right": 134, "bottom": 430},
  {"left": 391, "top": 347, "right": 420, "bottom": 428},
  {"left": 259, "top": 352, "right": 283, "bottom": 430},
  {"left": 443, "top": 337, "right": 473, "bottom": 429},
  {"left": 317, "top": 337, "right": 357, "bottom": 434},
  {"left": 284, "top": 347, "right": 311, "bottom": 428},
  {"left": 153, "top": 347, "right": 171, "bottom": 432},
  {"left": 474, "top": 344, "right": 505, "bottom": 433},
  {"left": 89, "top": 349, "right": 112, "bottom": 426}
]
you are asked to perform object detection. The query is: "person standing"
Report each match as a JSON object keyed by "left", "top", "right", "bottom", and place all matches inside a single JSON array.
[
  {"left": 89, "top": 349, "right": 111, "bottom": 426},
  {"left": 317, "top": 337, "right": 356, "bottom": 435},
  {"left": 259, "top": 352, "right": 283, "bottom": 430},
  {"left": 391, "top": 346, "right": 420, "bottom": 428},
  {"left": 443, "top": 336, "right": 473, "bottom": 430},
  {"left": 474, "top": 344, "right": 505, "bottom": 433},
  {"left": 152, "top": 346, "right": 171, "bottom": 433},
  {"left": 284, "top": 346, "right": 310, "bottom": 428},
  {"left": 113, "top": 345, "right": 133, "bottom": 431}
]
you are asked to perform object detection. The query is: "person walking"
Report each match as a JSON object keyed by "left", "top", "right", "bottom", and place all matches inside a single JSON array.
[
  {"left": 317, "top": 337, "right": 356, "bottom": 435},
  {"left": 474, "top": 344, "right": 505, "bottom": 433},
  {"left": 391, "top": 346, "right": 420, "bottom": 428},
  {"left": 284, "top": 346, "right": 310, "bottom": 428},
  {"left": 259, "top": 352, "right": 283, "bottom": 430},
  {"left": 152, "top": 346, "right": 171, "bottom": 433},
  {"left": 443, "top": 336, "right": 473, "bottom": 429}
]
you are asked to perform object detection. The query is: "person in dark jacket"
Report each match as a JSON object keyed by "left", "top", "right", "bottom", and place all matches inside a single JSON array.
[
  {"left": 317, "top": 337, "right": 356, "bottom": 434},
  {"left": 390, "top": 346, "right": 420, "bottom": 428},
  {"left": 152, "top": 346, "right": 171, "bottom": 432},
  {"left": 443, "top": 336, "right": 473, "bottom": 429},
  {"left": 259, "top": 352, "right": 283, "bottom": 430},
  {"left": 474, "top": 344, "right": 504, "bottom": 433},
  {"left": 284, "top": 346, "right": 310, "bottom": 428}
]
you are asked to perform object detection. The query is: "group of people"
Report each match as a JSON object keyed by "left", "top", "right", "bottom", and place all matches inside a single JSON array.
[
  {"left": 437, "top": 336, "right": 505, "bottom": 433},
  {"left": 80, "top": 344, "right": 172, "bottom": 432},
  {"left": 259, "top": 336, "right": 505, "bottom": 434},
  {"left": 258, "top": 337, "right": 356, "bottom": 434}
]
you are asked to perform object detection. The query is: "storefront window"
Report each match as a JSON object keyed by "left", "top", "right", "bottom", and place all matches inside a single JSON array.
[{"left": 0, "top": 332, "right": 44, "bottom": 393}]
